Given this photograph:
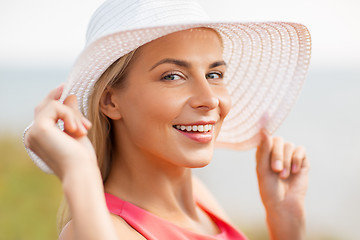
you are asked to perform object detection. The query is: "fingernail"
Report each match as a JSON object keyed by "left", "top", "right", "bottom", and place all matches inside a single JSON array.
[
  {"left": 273, "top": 160, "right": 283, "bottom": 171},
  {"left": 57, "top": 83, "right": 65, "bottom": 90},
  {"left": 292, "top": 164, "right": 298, "bottom": 173},
  {"left": 82, "top": 117, "right": 92, "bottom": 128},
  {"left": 280, "top": 169, "right": 288, "bottom": 178},
  {"left": 79, "top": 122, "right": 87, "bottom": 134}
]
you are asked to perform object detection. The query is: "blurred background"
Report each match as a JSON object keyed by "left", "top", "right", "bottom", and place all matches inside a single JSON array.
[{"left": 0, "top": 0, "right": 359, "bottom": 239}]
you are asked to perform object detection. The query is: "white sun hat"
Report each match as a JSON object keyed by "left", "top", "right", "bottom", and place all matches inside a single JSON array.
[{"left": 25, "top": 0, "right": 311, "bottom": 173}]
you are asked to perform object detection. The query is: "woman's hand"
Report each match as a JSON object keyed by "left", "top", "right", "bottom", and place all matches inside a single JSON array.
[
  {"left": 24, "top": 85, "right": 119, "bottom": 240},
  {"left": 256, "top": 128, "right": 310, "bottom": 240},
  {"left": 24, "top": 84, "right": 96, "bottom": 181}
]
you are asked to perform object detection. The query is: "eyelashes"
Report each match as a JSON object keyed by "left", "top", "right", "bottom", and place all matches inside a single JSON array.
[
  {"left": 161, "top": 72, "right": 184, "bottom": 81},
  {"left": 160, "top": 71, "right": 224, "bottom": 81},
  {"left": 206, "top": 72, "right": 223, "bottom": 79}
]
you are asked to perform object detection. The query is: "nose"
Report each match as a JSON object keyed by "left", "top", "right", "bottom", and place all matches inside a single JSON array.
[{"left": 188, "top": 77, "right": 219, "bottom": 110}]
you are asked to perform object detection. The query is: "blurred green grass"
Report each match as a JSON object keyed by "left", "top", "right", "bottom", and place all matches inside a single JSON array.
[{"left": 0, "top": 134, "right": 62, "bottom": 240}]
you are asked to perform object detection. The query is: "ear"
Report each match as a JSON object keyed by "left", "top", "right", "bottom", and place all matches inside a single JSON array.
[{"left": 99, "top": 88, "right": 122, "bottom": 120}]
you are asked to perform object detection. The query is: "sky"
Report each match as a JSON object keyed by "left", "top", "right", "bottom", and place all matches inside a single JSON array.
[{"left": 0, "top": 0, "right": 359, "bottom": 69}]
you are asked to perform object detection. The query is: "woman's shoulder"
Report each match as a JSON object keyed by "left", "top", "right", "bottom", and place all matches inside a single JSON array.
[
  {"left": 192, "top": 175, "right": 232, "bottom": 223},
  {"left": 110, "top": 214, "right": 147, "bottom": 239},
  {"left": 59, "top": 216, "right": 146, "bottom": 240}
]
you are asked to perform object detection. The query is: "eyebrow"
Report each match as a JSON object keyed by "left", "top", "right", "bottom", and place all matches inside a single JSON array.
[
  {"left": 149, "top": 58, "right": 226, "bottom": 71},
  {"left": 209, "top": 60, "right": 227, "bottom": 69}
]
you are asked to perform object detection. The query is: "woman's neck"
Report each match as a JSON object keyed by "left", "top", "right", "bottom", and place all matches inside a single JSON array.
[{"left": 103, "top": 143, "right": 199, "bottom": 222}]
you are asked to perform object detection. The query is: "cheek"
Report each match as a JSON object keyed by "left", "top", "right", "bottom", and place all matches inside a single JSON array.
[
  {"left": 130, "top": 88, "right": 183, "bottom": 128},
  {"left": 124, "top": 88, "right": 186, "bottom": 158},
  {"left": 218, "top": 87, "right": 232, "bottom": 120}
]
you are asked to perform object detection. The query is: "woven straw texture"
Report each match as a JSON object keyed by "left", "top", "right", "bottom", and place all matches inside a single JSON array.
[{"left": 25, "top": 0, "right": 311, "bottom": 173}]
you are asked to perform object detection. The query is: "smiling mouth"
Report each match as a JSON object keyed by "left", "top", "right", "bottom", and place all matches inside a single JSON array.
[{"left": 173, "top": 124, "right": 213, "bottom": 133}]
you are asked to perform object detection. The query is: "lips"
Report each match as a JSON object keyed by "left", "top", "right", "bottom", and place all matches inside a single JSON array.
[{"left": 173, "top": 122, "right": 215, "bottom": 143}]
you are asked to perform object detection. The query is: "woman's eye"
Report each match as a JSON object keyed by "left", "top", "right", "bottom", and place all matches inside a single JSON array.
[
  {"left": 161, "top": 73, "right": 182, "bottom": 81},
  {"left": 206, "top": 72, "right": 223, "bottom": 79}
]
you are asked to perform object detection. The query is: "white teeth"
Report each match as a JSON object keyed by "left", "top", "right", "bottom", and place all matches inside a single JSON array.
[
  {"left": 204, "top": 125, "right": 209, "bottom": 132},
  {"left": 198, "top": 125, "right": 204, "bottom": 132},
  {"left": 174, "top": 124, "right": 214, "bottom": 133}
]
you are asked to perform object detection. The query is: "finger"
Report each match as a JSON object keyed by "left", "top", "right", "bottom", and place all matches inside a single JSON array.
[
  {"left": 41, "top": 100, "right": 78, "bottom": 131},
  {"left": 45, "top": 83, "right": 65, "bottom": 101},
  {"left": 81, "top": 117, "right": 92, "bottom": 129},
  {"left": 302, "top": 156, "right": 310, "bottom": 170},
  {"left": 63, "top": 95, "right": 91, "bottom": 129},
  {"left": 256, "top": 128, "right": 272, "bottom": 173},
  {"left": 32, "top": 100, "right": 79, "bottom": 146},
  {"left": 63, "top": 95, "right": 78, "bottom": 110},
  {"left": 271, "top": 137, "right": 284, "bottom": 172},
  {"left": 291, "top": 146, "right": 307, "bottom": 173},
  {"left": 35, "top": 84, "right": 65, "bottom": 114},
  {"left": 280, "top": 142, "right": 294, "bottom": 178},
  {"left": 63, "top": 95, "right": 88, "bottom": 137},
  {"left": 63, "top": 96, "right": 91, "bottom": 129}
]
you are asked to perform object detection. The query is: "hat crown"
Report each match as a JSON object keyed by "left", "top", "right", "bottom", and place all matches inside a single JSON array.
[{"left": 86, "top": 0, "right": 210, "bottom": 46}]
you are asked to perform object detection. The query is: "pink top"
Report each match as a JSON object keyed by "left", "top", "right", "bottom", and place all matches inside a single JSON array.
[{"left": 105, "top": 193, "right": 247, "bottom": 240}]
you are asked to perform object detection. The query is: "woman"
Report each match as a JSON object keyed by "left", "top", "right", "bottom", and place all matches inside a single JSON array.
[{"left": 24, "top": 0, "right": 311, "bottom": 239}]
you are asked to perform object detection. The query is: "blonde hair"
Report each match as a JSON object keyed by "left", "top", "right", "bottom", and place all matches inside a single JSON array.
[
  {"left": 88, "top": 49, "right": 138, "bottom": 181},
  {"left": 57, "top": 49, "right": 139, "bottom": 232}
]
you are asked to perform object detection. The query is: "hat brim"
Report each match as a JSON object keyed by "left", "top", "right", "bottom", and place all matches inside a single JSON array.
[
  {"left": 62, "top": 21, "right": 311, "bottom": 149},
  {"left": 26, "top": 21, "right": 311, "bottom": 173}
]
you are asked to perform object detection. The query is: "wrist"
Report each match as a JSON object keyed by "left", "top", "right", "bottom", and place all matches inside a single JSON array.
[
  {"left": 61, "top": 165, "right": 118, "bottom": 240},
  {"left": 265, "top": 205, "right": 306, "bottom": 240},
  {"left": 62, "top": 164, "right": 103, "bottom": 198},
  {"left": 265, "top": 200, "right": 305, "bottom": 219}
]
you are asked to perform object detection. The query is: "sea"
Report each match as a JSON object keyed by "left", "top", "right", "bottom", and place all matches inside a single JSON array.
[{"left": 1, "top": 66, "right": 359, "bottom": 239}]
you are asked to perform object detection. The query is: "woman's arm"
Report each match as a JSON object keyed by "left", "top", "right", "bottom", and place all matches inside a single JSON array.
[
  {"left": 24, "top": 85, "right": 118, "bottom": 240},
  {"left": 256, "top": 128, "right": 309, "bottom": 240},
  {"left": 60, "top": 163, "right": 118, "bottom": 240},
  {"left": 59, "top": 167, "right": 145, "bottom": 239}
]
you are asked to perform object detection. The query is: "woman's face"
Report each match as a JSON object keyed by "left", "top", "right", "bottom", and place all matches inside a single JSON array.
[{"left": 109, "top": 28, "right": 231, "bottom": 168}]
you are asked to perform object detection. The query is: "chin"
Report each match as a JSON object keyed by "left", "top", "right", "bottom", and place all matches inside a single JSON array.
[
  {"left": 189, "top": 160, "right": 212, "bottom": 169},
  {"left": 177, "top": 150, "right": 214, "bottom": 169},
  {"left": 160, "top": 140, "right": 215, "bottom": 169}
]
